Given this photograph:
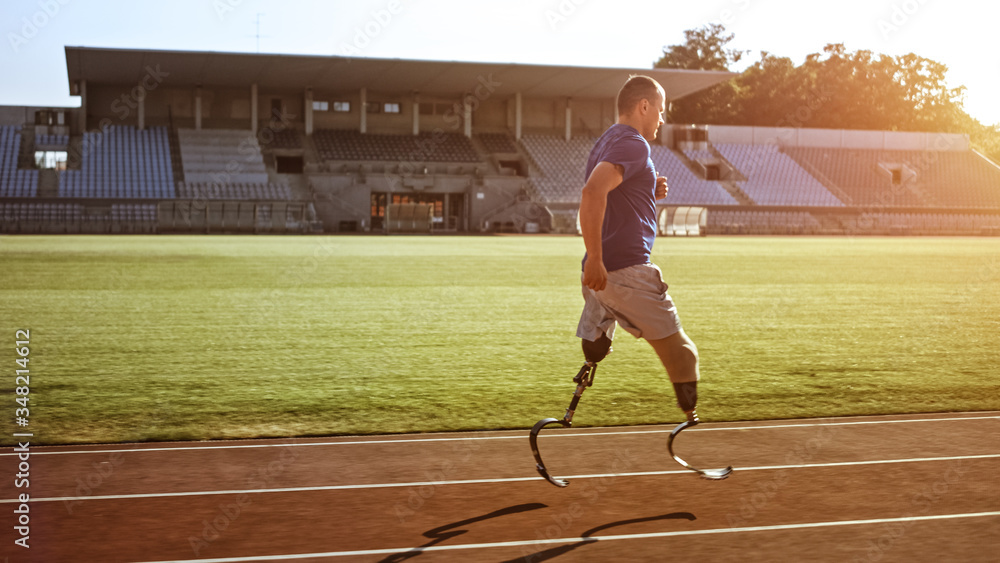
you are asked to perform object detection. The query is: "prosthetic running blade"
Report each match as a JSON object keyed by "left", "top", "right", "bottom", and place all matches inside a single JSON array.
[
  {"left": 666, "top": 416, "right": 733, "bottom": 480},
  {"left": 529, "top": 363, "right": 596, "bottom": 488},
  {"left": 529, "top": 417, "right": 572, "bottom": 487}
]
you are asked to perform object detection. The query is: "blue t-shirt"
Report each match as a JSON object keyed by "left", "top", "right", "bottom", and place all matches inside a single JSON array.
[{"left": 582, "top": 124, "right": 658, "bottom": 272}]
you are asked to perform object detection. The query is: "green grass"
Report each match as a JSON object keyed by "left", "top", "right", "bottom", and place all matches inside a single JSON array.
[{"left": 1, "top": 235, "right": 998, "bottom": 445}]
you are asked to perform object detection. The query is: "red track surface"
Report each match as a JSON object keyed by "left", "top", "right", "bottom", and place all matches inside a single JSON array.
[{"left": 3, "top": 412, "right": 999, "bottom": 562}]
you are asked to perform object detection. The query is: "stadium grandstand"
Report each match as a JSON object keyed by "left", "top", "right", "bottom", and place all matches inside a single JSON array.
[{"left": 1, "top": 46, "right": 998, "bottom": 235}]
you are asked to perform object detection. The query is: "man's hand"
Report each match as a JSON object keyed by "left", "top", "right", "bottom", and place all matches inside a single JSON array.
[
  {"left": 582, "top": 255, "right": 608, "bottom": 292},
  {"left": 655, "top": 176, "right": 668, "bottom": 200}
]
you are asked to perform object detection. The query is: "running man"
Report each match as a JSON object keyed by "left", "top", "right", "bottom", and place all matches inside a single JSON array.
[{"left": 576, "top": 74, "right": 701, "bottom": 421}]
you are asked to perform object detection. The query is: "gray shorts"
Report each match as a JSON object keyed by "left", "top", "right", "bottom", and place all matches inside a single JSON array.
[{"left": 576, "top": 262, "right": 683, "bottom": 342}]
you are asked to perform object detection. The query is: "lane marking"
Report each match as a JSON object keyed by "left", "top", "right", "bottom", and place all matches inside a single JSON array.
[
  {"left": 7, "top": 414, "right": 999, "bottom": 457},
  {"left": 8, "top": 453, "right": 998, "bottom": 505},
  {"left": 133, "top": 510, "right": 1000, "bottom": 562}
]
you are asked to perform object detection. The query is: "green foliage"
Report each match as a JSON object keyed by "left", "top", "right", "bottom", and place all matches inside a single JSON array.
[
  {"left": 655, "top": 23, "right": 746, "bottom": 124},
  {"left": 657, "top": 25, "right": 1000, "bottom": 152},
  {"left": 2, "top": 236, "right": 999, "bottom": 445},
  {"left": 655, "top": 23, "right": 747, "bottom": 72},
  {"left": 967, "top": 120, "right": 1000, "bottom": 165}
]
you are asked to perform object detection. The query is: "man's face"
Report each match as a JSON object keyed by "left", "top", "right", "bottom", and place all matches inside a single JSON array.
[{"left": 642, "top": 94, "right": 666, "bottom": 141}]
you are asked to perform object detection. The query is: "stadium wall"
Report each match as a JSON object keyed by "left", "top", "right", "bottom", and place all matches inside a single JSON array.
[
  {"left": 0, "top": 106, "right": 49, "bottom": 127},
  {"left": 81, "top": 84, "right": 597, "bottom": 138},
  {"left": 308, "top": 171, "right": 527, "bottom": 233},
  {"left": 0, "top": 105, "right": 75, "bottom": 130}
]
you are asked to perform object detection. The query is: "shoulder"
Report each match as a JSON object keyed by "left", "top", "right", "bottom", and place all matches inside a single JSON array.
[{"left": 603, "top": 125, "right": 648, "bottom": 153}]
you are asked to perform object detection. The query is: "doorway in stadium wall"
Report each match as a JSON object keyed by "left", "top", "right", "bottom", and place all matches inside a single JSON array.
[{"left": 371, "top": 192, "right": 464, "bottom": 232}]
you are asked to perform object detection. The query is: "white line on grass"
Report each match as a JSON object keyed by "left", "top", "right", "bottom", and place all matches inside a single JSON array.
[
  {"left": 7, "top": 453, "right": 998, "bottom": 505},
  {"left": 8, "top": 414, "right": 999, "bottom": 457},
  {"left": 132, "top": 510, "right": 1000, "bottom": 562}
]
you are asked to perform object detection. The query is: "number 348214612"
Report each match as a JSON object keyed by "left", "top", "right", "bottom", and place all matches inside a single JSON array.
[{"left": 15, "top": 329, "right": 30, "bottom": 412}]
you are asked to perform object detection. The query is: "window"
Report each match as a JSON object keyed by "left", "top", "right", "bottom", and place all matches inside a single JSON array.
[
  {"left": 34, "top": 110, "right": 66, "bottom": 126},
  {"left": 35, "top": 151, "right": 67, "bottom": 171},
  {"left": 419, "top": 102, "right": 450, "bottom": 115},
  {"left": 384, "top": 102, "right": 401, "bottom": 114},
  {"left": 880, "top": 163, "right": 911, "bottom": 186},
  {"left": 365, "top": 102, "right": 382, "bottom": 114},
  {"left": 333, "top": 101, "right": 351, "bottom": 112},
  {"left": 312, "top": 101, "right": 329, "bottom": 111}
]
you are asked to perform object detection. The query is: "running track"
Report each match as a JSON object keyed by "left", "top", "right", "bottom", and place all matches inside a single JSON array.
[{"left": 2, "top": 412, "right": 999, "bottom": 562}]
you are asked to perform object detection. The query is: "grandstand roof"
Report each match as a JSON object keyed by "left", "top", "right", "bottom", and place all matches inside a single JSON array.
[{"left": 64, "top": 47, "right": 736, "bottom": 101}]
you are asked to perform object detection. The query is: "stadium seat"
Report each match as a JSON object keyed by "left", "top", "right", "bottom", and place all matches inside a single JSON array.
[
  {"left": 715, "top": 144, "right": 843, "bottom": 207},
  {"left": 0, "top": 126, "right": 39, "bottom": 198},
  {"left": 781, "top": 147, "right": 1000, "bottom": 209},
  {"left": 314, "top": 129, "right": 481, "bottom": 163},
  {"left": 58, "top": 126, "right": 175, "bottom": 199}
]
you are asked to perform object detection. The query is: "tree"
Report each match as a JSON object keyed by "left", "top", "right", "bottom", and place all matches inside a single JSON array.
[
  {"left": 967, "top": 120, "right": 1000, "bottom": 165},
  {"left": 652, "top": 25, "right": 1000, "bottom": 162},
  {"left": 655, "top": 23, "right": 746, "bottom": 71},
  {"left": 732, "top": 52, "right": 813, "bottom": 127},
  {"left": 654, "top": 24, "right": 746, "bottom": 125}
]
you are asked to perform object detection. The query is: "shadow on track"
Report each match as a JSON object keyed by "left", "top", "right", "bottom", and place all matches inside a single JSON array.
[
  {"left": 379, "top": 503, "right": 549, "bottom": 562},
  {"left": 503, "top": 511, "right": 697, "bottom": 563}
]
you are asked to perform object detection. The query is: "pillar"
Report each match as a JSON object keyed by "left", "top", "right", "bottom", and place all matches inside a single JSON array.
[
  {"left": 463, "top": 97, "right": 472, "bottom": 138},
  {"left": 564, "top": 98, "right": 572, "bottom": 141},
  {"left": 304, "top": 88, "right": 314, "bottom": 135},
  {"left": 514, "top": 91, "right": 522, "bottom": 140},
  {"left": 250, "top": 83, "right": 259, "bottom": 133},
  {"left": 412, "top": 94, "right": 420, "bottom": 136},
  {"left": 138, "top": 93, "right": 145, "bottom": 131},
  {"left": 359, "top": 87, "right": 367, "bottom": 134},
  {"left": 77, "top": 80, "right": 87, "bottom": 132},
  {"left": 194, "top": 86, "right": 202, "bottom": 130}
]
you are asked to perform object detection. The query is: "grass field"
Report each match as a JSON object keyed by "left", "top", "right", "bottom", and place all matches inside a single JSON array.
[{"left": 2, "top": 234, "right": 999, "bottom": 445}]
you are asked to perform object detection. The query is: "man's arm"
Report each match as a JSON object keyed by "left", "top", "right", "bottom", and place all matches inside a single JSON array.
[{"left": 580, "top": 161, "right": 624, "bottom": 291}]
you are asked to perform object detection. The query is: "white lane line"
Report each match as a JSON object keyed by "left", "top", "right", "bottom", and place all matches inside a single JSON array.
[
  {"left": 7, "top": 415, "right": 999, "bottom": 457},
  {"left": 7, "top": 453, "right": 998, "bottom": 505},
  {"left": 133, "top": 510, "right": 1000, "bottom": 562}
]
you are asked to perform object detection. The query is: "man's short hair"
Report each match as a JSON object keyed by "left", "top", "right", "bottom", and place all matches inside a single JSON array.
[{"left": 616, "top": 75, "right": 664, "bottom": 115}]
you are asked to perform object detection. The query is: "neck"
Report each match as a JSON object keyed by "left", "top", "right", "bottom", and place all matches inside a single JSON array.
[{"left": 617, "top": 116, "right": 641, "bottom": 130}]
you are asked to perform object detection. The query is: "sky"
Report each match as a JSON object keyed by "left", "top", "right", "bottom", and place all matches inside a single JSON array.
[{"left": 1, "top": 0, "right": 997, "bottom": 126}]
